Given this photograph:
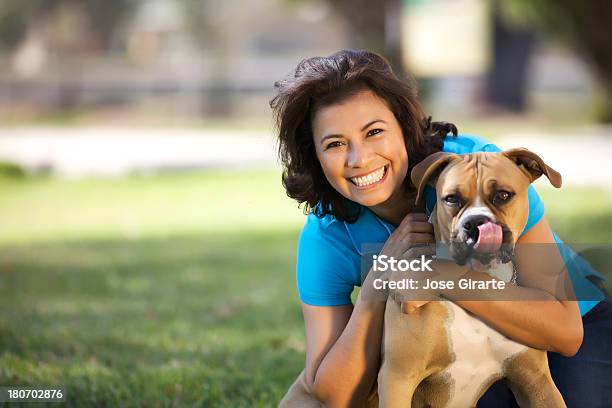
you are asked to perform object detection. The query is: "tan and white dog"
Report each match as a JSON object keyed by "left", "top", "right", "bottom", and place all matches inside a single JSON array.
[
  {"left": 280, "top": 148, "right": 566, "bottom": 408},
  {"left": 378, "top": 148, "right": 566, "bottom": 408}
]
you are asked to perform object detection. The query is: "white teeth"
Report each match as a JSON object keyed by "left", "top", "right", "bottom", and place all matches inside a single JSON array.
[{"left": 350, "top": 166, "right": 386, "bottom": 187}]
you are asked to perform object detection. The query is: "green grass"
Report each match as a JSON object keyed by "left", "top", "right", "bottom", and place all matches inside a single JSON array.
[
  {"left": 0, "top": 171, "right": 611, "bottom": 406},
  {"left": 0, "top": 230, "right": 304, "bottom": 407},
  {"left": 537, "top": 186, "right": 612, "bottom": 243},
  {"left": 0, "top": 170, "right": 304, "bottom": 246}
]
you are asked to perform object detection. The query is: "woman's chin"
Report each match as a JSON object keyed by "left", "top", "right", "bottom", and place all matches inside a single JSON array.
[{"left": 349, "top": 190, "right": 392, "bottom": 208}]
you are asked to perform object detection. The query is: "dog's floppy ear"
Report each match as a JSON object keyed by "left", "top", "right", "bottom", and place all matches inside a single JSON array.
[
  {"left": 411, "top": 152, "right": 457, "bottom": 204},
  {"left": 503, "top": 148, "right": 562, "bottom": 188}
]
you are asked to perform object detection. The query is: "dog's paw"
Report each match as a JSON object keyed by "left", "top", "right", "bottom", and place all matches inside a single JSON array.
[{"left": 401, "top": 301, "right": 430, "bottom": 314}]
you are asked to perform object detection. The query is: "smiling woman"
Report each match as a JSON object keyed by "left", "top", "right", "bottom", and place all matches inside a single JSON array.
[
  {"left": 271, "top": 50, "right": 610, "bottom": 408},
  {"left": 271, "top": 50, "right": 457, "bottom": 226}
]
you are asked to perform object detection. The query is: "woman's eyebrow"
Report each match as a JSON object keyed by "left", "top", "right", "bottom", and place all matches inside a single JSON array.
[
  {"left": 320, "top": 134, "right": 342, "bottom": 144},
  {"left": 320, "top": 119, "right": 387, "bottom": 144},
  {"left": 361, "top": 119, "right": 386, "bottom": 131}
]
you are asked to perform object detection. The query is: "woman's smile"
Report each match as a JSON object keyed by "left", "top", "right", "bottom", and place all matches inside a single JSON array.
[{"left": 348, "top": 164, "right": 389, "bottom": 189}]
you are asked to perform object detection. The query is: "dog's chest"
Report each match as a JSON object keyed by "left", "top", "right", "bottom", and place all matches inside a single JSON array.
[{"left": 439, "top": 301, "right": 528, "bottom": 407}]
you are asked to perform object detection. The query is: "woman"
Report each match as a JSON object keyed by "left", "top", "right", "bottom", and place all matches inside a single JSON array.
[{"left": 271, "top": 49, "right": 609, "bottom": 407}]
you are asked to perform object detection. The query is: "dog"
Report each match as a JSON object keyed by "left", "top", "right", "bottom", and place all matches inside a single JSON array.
[
  {"left": 377, "top": 148, "right": 566, "bottom": 407},
  {"left": 280, "top": 148, "right": 567, "bottom": 407}
]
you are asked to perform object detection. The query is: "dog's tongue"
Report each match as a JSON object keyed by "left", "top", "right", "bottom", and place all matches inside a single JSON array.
[{"left": 473, "top": 222, "right": 503, "bottom": 253}]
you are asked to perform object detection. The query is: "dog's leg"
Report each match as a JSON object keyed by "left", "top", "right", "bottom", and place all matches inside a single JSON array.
[
  {"left": 378, "top": 299, "right": 433, "bottom": 408},
  {"left": 504, "top": 349, "right": 566, "bottom": 408}
]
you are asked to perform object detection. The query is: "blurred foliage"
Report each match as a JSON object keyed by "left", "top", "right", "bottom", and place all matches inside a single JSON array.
[
  {"left": 283, "top": 0, "right": 404, "bottom": 77},
  {"left": 0, "top": 162, "right": 27, "bottom": 178},
  {"left": 500, "top": 0, "right": 575, "bottom": 39},
  {"left": 0, "top": 0, "right": 135, "bottom": 51},
  {"left": 501, "top": 0, "right": 612, "bottom": 122},
  {"left": 178, "top": 0, "right": 226, "bottom": 50}
]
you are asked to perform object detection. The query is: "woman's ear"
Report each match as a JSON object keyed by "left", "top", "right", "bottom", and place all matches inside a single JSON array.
[
  {"left": 503, "top": 148, "right": 562, "bottom": 188},
  {"left": 411, "top": 152, "right": 457, "bottom": 204}
]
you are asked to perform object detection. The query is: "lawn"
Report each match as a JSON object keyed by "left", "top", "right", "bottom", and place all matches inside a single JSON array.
[{"left": 0, "top": 170, "right": 611, "bottom": 406}]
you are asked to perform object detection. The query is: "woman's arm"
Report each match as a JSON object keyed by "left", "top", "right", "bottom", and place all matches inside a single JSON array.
[
  {"left": 303, "top": 213, "right": 435, "bottom": 407},
  {"left": 303, "top": 295, "right": 385, "bottom": 407},
  {"left": 441, "top": 216, "right": 583, "bottom": 356}
]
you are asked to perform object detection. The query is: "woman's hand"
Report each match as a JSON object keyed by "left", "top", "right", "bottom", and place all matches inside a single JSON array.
[
  {"left": 395, "top": 258, "right": 474, "bottom": 313},
  {"left": 363, "top": 213, "right": 438, "bottom": 312},
  {"left": 381, "top": 213, "right": 435, "bottom": 259}
]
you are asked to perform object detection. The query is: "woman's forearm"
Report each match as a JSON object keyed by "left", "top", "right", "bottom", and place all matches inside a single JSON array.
[
  {"left": 442, "top": 269, "right": 583, "bottom": 356},
  {"left": 312, "top": 295, "right": 385, "bottom": 407}
]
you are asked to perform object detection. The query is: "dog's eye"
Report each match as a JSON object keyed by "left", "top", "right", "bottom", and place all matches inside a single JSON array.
[
  {"left": 443, "top": 194, "right": 462, "bottom": 206},
  {"left": 493, "top": 190, "right": 514, "bottom": 205}
]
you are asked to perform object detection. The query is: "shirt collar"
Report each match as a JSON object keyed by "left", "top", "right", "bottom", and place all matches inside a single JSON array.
[{"left": 343, "top": 206, "right": 394, "bottom": 256}]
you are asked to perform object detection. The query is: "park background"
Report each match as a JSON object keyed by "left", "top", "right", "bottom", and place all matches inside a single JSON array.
[{"left": 0, "top": 0, "right": 611, "bottom": 406}]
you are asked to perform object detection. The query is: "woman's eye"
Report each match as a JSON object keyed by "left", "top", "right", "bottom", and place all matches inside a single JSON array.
[
  {"left": 493, "top": 190, "right": 514, "bottom": 204},
  {"left": 325, "top": 141, "right": 343, "bottom": 150},
  {"left": 443, "top": 194, "right": 462, "bottom": 206},
  {"left": 367, "top": 128, "right": 383, "bottom": 137}
]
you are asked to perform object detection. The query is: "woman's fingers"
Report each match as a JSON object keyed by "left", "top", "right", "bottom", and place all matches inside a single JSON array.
[
  {"left": 380, "top": 212, "right": 435, "bottom": 260},
  {"left": 402, "top": 244, "right": 436, "bottom": 259},
  {"left": 398, "top": 221, "right": 434, "bottom": 234},
  {"left": 398, "top": 212, "right": 428, "bottom": 226},
  {"left": 382, "top": 234, "right": 433, "bottom": 259},
  {"left": 398, "top": 232, "right": 435, "bottom": 245},
  {"left": 397, "top": 213, "right": 429, "bottom": 229},
  {"left": 395, "top": 213, "right": 433, "bottom": 239}
]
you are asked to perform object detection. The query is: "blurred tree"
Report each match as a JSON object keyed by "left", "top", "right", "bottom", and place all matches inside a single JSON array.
[
  {"left": 0, "top": 0, "right": 135, "bottom": 112},
  {"left": 502, "top": 0, "right": 612, "bottom": 122},
  {"left": 0, "top": 0, "right": 134, "bottom": 52},
  {"left": 178, "top": 0, "right": 222, "bottom": 47},
  {"left": 487, "top": 1, "right": 536, "bottom": 113},
  {"left": 282, "top": 0, "right": 404, "bottom": 77},
  {"left": 327, "top": 0, "right": 404, "bottom": 77},
  {"left": 177, "top": 0, "right": 234, "bottom": 116}
]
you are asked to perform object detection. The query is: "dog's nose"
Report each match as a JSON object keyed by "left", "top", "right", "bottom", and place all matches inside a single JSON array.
[{"left": 461, "top": 215, "right": 492, "bottom": 234}]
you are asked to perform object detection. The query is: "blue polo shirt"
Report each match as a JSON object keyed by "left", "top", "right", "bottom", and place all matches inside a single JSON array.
[{"left": 296, "top": 134, "right": 604, "bottom": 316}]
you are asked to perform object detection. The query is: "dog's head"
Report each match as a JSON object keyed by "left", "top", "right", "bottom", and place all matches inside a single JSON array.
[{"left": 411, "top": 148, "right": 561, "bottom": 268}]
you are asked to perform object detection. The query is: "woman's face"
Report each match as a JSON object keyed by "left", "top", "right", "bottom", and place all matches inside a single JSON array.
[{"left": 312, "top": 89, "right": 409, "bottom": 208}]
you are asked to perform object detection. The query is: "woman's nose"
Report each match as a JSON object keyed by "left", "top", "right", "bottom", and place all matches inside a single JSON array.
[{"left": 347, "top": 143, "right": 370, "bottom": 168}]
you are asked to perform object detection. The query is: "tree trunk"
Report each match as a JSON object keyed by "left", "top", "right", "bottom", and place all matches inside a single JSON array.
[
  {"left": 329, "top": 0, "right": 405, "bottom": 78},
  {"left": 487, "top": 1, "right": 536, "bottom": 112},
  {"left": 556, "top": 0, "right": 612, "bottom": 123}
]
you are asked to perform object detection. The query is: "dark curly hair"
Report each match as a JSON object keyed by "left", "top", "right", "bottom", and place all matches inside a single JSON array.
[{"left": 270, "top": 49, "right": 457, "bottom": 222}]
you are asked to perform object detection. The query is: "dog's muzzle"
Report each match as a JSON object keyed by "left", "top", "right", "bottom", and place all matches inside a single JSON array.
[{"left": 451, "top": 215, "right": 514, "bottom": 266}]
